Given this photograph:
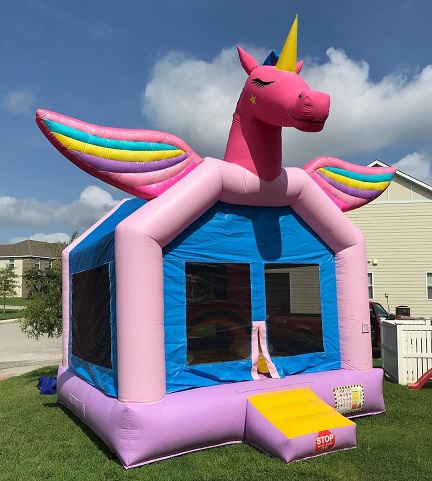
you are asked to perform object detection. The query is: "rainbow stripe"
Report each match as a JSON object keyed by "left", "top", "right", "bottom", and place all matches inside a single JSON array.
[
  {"left": 42, "top": 119, "right": 185, "bottom": 164},
  {"left": 320, "top": 166, "right": 393, "bottom": 185},
  {"left": 43, "top": 119, "right": 180, "bottom": 153},
  {"left": 318, "top": 167, "right": 391, "bottom": 198},
  {"left": 36, "top": 109, "right": 203, "bottom": 200},
  {"left": 303, "top": 157, "right": 395, "bottom": 212}
]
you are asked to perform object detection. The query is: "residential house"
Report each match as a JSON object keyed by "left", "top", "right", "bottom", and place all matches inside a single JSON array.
[
  {"left": 0, "top": 240, "right": 57, "bottom": 297},
  {"left": 346, "top": 161, "right": 432, "bottom": 318}
]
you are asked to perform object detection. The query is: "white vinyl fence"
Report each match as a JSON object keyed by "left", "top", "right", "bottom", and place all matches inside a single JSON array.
[{"left": 381, "top": 319, "right": 432, "bottom": 385}]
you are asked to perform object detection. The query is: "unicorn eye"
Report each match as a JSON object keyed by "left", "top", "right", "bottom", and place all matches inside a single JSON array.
[{"left": 251, "top": 78, "right": 275, "bottom": 88}]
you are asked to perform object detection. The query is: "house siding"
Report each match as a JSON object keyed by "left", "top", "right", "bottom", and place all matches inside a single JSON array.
[
  {"left": 0, "top": 257, "right": 53, "bottom": 297},
  {"left": 289, "top": 265, "right": 321, "bottom": 313},
  {"left": 347, "top": 201, "right": 432, "bottom": 318},
  {"left": 383, "top": 174, "right": 432, "bottom": 202},
  {"left": 0, "top": 258, "right": 23, "bottom": 297},
  {"left": 0, "top": 240, "right": 57, "bottom": 298}
]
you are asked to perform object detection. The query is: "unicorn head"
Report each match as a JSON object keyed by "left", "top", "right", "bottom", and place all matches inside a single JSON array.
[
  {"left": 236, "top": 16, "right": 330, "bottom": 132},
  {"left": 224, "top": 16, "right": 331, "bottom": 180}
]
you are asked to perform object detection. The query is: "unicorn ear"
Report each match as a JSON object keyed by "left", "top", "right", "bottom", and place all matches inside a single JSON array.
[
  {"left": 237, "top": 46, "right": 259, "bottom": 75},
  {"left": 296, "top": 60, "right": 304, "bottom": 74}
]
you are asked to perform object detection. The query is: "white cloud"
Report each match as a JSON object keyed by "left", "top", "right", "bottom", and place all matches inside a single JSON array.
[
  {"left": 4, "top": 89, "right": 36, "bottom": 115},
  {"left": 141, "top": 46, "right": 432, "bottom": 170},
  {"left": 291, "top": 48, "right": 432, "bottom": 164},
  {"left": 392, "top": 152, "right": 432, "bottom": 185},
  {"left": 142, "top": 47, "right": 267, "bottom": 158},
  {"left": 0, "top": 196, "right": 52, "bottom": 227},
  {"left": 56, "top": 185, "right": 118, "bottom": 229},
  {"left": 0, "top": 185, "right": 118, "bottom": 239}
]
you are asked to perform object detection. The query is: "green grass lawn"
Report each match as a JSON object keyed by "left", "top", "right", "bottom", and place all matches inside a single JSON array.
[
  {"left": 3, "top": 297, "right": 28, "bottom": 307},
  {"left": 0, "top": 298, "right": 27, "bottom": 321},
  {"left": 0, "top": 311, "right": 21, "bottom": 321},
  {"left": 0, "top": 366, "right": 431, "bottom": 481}
]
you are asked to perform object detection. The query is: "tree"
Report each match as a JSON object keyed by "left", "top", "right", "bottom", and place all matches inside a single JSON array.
[
  {"left": 0, "top": 266, "right": 19, "bottom": 313},
  {"left": 18, "top": 232, "right": 78, "bottom": 339}
]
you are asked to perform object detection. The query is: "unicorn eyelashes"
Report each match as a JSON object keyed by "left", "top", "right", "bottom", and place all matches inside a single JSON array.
[{"left": 251, "top": 78, "right": 275, "bottom": 88}]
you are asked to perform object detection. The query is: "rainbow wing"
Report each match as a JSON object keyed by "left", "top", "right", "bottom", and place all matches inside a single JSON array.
[
  {"left": 36, "top": 109, "right": 204, "bottom": 199},
  {"left": 303, "top": 157, "right": 395, "bottom": 212}
]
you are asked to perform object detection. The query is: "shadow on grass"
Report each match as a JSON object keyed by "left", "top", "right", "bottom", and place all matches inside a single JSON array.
[
  {"left": 22, "top": 365, "right": 121, "bottom": 465},
  {"left": 55, "top": 403, "right": 121, "bottom": 464},
  {"left": 22, "top": 365, "right": 58, "bottom": 381}
]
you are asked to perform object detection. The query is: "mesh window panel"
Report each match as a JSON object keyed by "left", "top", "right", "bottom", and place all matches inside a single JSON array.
[
  {"left": 71, "top": 264, "right": 112, "bottom": 368},
  {"left": 186, "top": 263, "right": 251, "bottom": 365},
  {"left": 265, "top": 264, "right": 324, "bottom": 356}
]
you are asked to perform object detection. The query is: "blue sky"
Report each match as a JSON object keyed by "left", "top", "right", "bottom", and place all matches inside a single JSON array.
[{"left": 2, "top": 0, "right": 432, "bottom": 244}]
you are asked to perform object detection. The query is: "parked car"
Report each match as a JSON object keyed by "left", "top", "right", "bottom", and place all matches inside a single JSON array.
[
  {"left": 369, "top": 301, "right": 422, "bottom": 348},
  {"left": 369, "top": 301, "right": 393, "bottom": 348}
]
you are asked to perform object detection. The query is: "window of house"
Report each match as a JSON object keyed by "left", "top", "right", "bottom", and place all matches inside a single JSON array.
[
  {"left": 186, "top": 263, "right": 251, "bottom": 365},
  {"left": 265, "top": 264, "right": 323, "bottom": 356},
  {"left": 427, "top": 273, "right": 432, "bottom": 300},
  {"left": 368, "top": 272, "right": 374, "bottom": 299},
  {"left": 8, "top": 258, "right": 14, "bottom": 269},
  {"left": 34, "top": 258, "right": 40, "bottom": 270}
]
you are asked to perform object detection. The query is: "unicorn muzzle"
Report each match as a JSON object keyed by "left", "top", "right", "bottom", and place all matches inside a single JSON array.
[{"left": 291, "top": 90, "right": 330, "bottom": 131}]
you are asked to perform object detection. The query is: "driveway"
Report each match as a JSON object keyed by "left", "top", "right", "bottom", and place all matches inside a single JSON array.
[{"left": 0, "top": 320, "right": 62, "bottom": 378}]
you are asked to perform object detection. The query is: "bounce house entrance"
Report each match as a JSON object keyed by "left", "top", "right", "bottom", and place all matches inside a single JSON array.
[{"left": 163, "top": 201, "right": 340, "bottom": 393}]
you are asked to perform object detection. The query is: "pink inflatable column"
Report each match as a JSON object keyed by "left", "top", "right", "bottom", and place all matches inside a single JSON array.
[{"left": 115, "top": 162, "right": 223, "bottom": 403}]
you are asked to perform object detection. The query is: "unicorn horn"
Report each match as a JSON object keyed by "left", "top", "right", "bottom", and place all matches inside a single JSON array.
[{"left": 275, "top": 15, "right": 298, "bottom": 72}]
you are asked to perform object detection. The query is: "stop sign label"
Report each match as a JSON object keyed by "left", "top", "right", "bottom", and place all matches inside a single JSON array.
[{"left": 315, "top": 430, "right": 335, "bottom": 452}]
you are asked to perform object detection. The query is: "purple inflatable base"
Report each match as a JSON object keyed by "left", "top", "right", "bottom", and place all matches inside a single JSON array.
[{"left": 57, "top": 365, "right": 385, "bottom": 469}]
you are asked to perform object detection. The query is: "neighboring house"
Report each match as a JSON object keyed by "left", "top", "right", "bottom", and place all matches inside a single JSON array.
[
  {"left": 347, "top": 160, "right": 432, "bottom": 318},
  {"left": 0, "top": 240, "right": 57, "bottom": 297}
]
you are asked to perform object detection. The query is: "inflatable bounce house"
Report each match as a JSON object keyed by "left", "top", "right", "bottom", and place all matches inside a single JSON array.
[{"left": 36, "top": 17, "right": 395, "bottom": 468}]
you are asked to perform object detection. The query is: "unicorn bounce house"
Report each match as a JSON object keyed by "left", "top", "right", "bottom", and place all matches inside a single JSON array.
[{"left": 36, "top": 17, "right": 395, "bottom": 468}]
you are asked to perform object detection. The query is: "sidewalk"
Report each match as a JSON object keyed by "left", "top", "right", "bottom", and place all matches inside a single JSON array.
[
  {"left": 0, "top": 320, "right": 62, "bottom": 379},
  {"left": 0, "top": 305, "right": 24, "bottom": 324},
  {"left": 1, "top": 305, "right": 25, "bottom": 313},
  {"left": 0, "top": 319, "right": 17, "bottom": 381},
  {"left": 0, "top": 318, "right": 21, "bottom": 324}
]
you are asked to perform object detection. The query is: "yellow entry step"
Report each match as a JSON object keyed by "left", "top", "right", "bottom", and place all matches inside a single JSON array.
[{"left": 247, "top": 387, "right": 354, "bottom": 439}]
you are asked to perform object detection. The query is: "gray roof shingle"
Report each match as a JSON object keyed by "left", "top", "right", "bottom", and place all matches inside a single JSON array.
[{"left": 0, "top": 240, "right": 58, "bottom": 258}]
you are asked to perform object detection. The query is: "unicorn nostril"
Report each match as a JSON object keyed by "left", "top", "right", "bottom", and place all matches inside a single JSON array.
[{"left": 298, "top": 94, "right": 302, "bottom": 99}]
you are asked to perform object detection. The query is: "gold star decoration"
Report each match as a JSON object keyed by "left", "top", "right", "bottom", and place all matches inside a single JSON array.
[{"left": 249, "top": 94, "right": 256, "bottom": 105}]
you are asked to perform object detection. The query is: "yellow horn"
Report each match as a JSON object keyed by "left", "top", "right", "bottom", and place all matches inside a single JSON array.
[{"left": 275, "top": 15, "right": 298, "bottom": 72}]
